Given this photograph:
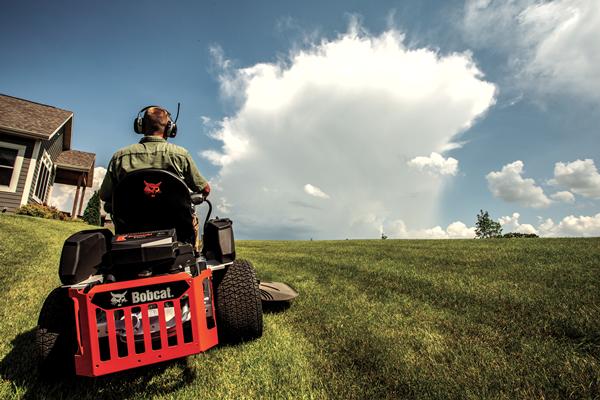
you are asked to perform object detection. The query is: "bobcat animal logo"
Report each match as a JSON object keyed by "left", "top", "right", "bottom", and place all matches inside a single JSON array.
[
  {"left": 110, "top": 291, "right": 128, "bottom": 307},
  {"left": 143, "top": 181, "right": 162, "bottom": 198}
]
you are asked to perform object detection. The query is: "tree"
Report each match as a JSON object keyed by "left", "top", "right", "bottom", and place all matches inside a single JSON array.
[
  {"left": 82, "top": 191, "right": 101, "bottom": 226},
  {"left": 475, "top": 209, "right": 502, "bottom": 239}
]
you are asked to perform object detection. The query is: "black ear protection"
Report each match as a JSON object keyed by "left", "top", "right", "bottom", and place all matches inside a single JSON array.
[{"left": 133, "top": 104, "right": 180, "bottom": 138}]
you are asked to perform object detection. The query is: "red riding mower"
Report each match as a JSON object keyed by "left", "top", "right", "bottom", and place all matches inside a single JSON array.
[{"left": 35, "top": 169, "right": 297, "bottom": 377}]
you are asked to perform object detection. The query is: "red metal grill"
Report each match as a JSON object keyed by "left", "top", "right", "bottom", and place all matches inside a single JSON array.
[{"left": 69, "top": 270, "right": 218, "bottom": 377}]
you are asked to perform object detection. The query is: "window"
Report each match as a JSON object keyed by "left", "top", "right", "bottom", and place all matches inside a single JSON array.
[
  {"left": 33, "top": 151, "right": 53, "bottom": 203},
  {"left": 0, "top": 141, "right": 26, "bottom": 192}
]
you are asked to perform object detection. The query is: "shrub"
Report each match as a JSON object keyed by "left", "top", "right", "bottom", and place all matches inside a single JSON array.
[
  {"left": 82, "top": 191, "right": 101, "bottom": 226},
  {"left": 16, "top": 204, "right": 51, "bottom": 219},
  {"left": 16, "top": 204, "right": 69, "bottom": 220}
]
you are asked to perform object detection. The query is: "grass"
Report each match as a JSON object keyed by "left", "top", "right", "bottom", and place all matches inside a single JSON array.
[{"left": 0, "top": 213, "right": 599, "bottom": 399}]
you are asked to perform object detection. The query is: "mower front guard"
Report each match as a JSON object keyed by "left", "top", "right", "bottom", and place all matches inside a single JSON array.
[{"left": 69, "top": 270, "right": 218, "bottom": 377}]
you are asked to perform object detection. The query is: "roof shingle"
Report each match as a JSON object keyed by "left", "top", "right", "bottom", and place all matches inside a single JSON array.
[
  {"left": 55, "top": 150, "right": 95, "bottom": 171},
  {"left": 0, "top": 94, "right": 72, "bottom": 137}
]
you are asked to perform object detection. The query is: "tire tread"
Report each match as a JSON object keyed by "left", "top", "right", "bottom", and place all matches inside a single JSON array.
[{"left": 215, "top": 259, "right": 263, "bottom": 343}]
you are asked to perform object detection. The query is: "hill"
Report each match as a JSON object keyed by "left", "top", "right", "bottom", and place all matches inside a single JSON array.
[{"left": 0, "top": 214, "right": 598, "bottom": 399}]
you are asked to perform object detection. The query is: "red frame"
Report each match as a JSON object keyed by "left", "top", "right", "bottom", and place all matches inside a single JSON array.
[{"left": 69, "top": 270, "right": 218, "bottom": 377}]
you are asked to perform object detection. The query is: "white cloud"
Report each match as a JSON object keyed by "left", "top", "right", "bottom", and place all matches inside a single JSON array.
[
  {"left": 496, "top": 212, "right": 600, "bottom": 237},
  {"left": 49, "top": 166, "right": 107, "bottom": 215},
  {"left": 538, "top": 213, "right": 600, "bottom": 237},
  {"left": 216, "top": 197, "right": 232, "bottom": 214},
  {"left": 418, "top": 221, "right": 476, "bottom": 239},
  {"left": 407, "top": 152, "right": 459, "bottom": 176},
  {"left": 421, "top": 226, "right": 449, "bottom": 239},
  {"left": 445, "top": 221, "right": 477, "bottom": 238},
  {"left": 464, "top": 0, "right": 600, "bottom": 101},
  {"left": 203, "top": 23, "right": 496, "bottom": 239},
  {"left": 385, "top": 219, "right": 408, "bottom": 237},
  {"left": 486, "top": 160, "right": 551, "bottom": 208},
  {"left": 304, "top": 184, "right": 330, "bottom": 199},
  {"left": 498, "top": 212, "right": 538, "bottom": 234},
  {"left": 550, "top": 190, "right": 575, "bottom": 203},
  {"left": 383, "top": 219, "right": 475, "bottom": 239},
  {"left": 201, "top": 124, "right": 250, "bottom": 167},
  {"left": 553, "top": 159, "right": 600, "bottom": 199},
  {"left": 386, "top": 213, "right": 600, "bottom": 239}
]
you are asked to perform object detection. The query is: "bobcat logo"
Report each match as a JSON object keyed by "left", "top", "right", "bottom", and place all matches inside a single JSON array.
[
  {"left": 143, "top": 181, "right": 162, "bottom": 198},
  {"left": 110, "top": 291, "right": 128, "bottom": 307}
]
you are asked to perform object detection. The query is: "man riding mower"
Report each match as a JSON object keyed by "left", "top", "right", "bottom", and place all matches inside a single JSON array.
[{"left": 35, "top": 105, "right": 297, "bottom": 377}]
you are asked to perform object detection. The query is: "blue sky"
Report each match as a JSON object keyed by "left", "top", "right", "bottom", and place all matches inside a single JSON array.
[{"left": 1, "top": 0, "right": 599, "bottom": 238}]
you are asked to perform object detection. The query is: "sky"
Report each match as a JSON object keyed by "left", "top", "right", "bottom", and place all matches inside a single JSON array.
[{"left": 1, "top": 0, "right": 599, "bottom": 239}]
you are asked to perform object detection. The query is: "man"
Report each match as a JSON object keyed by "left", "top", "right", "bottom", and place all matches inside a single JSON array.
[{"left": 99, "top": 105, "right": 210, "bottom": 250}]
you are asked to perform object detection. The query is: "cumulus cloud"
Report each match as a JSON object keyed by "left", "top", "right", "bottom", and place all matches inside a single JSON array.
[
  {"left": 407, "top": 152, "right": 459, "bottom": 176},
  {"left": 498, "top": 212, "right": 538, "bottom": 234},
  {"left": 425, "top": 221, "right": 477, "bottom": 239},
  {"left": 538, "top": 213, "right": 600, "bottom": 237},
  {"left": 552, "top": 159, "right": 600, "bottom": 199},
  {"left": 550, "top": 190, "right": 575, "bottom": 203},
  {"left": 494, "top": 211, "right": 600, "bottom": 237},
  {"left": 304, "top": 184, "right": 330, "bottom": 199},
  {"left": 383, "top": 219, "right": 475, "bottom": 239},
  {"left": 463, "top": 0, "right": 600, "bottom": 101},
  {"left": 445, "top": 221, "right": 477, "bottom": 238},
  {"left": 387, "top": 213, "right": 600, "bottom": 239},
  {"left": 203, "top": 23, "right": 496, "bottom": 239},
  {"left": 215, "top": 197, "right": 232, "bottom": 214},
  {"left": 49, "top": 166, "right": 107, "bottom": 214},
  {"left": 486, "top": 160, "right": 551, "bottom": 208}
]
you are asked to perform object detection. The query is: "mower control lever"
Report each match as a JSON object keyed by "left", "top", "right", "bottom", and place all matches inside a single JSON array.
[{"left": 191, "top": 193, "right": 213, "bottom": 225}]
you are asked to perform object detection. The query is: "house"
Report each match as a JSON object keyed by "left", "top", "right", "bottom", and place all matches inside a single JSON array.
[{"left": 0, "top": 94, "right": 95, "bottom": 217}]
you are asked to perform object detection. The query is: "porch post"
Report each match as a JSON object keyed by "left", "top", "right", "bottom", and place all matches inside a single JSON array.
[
  {"left": 71, "top": 174, "right": 83, "bottom": 220},
  {"left": 77, "top": 174, "right": 87, "bottom": 217}
]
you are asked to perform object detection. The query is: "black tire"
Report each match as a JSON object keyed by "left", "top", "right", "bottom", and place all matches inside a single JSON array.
[
  {"left": 36, "top": 287, "right": 77, "bottom": 377},
  {"left": 214, "top": 259, "right": 263, "bottom": 344}
]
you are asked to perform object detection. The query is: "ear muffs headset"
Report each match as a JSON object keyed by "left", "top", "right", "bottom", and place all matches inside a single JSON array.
[{"left": 133, "top": 105, "right": 178, "bottom": 138}]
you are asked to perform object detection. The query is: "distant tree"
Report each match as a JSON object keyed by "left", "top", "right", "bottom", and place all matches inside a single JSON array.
[
  {"left": 502, "top": 232, "right": 539, "bottom": 238},
  {"left": 83, "top": 191, "right": 101, "bottom": 226},
  {"left": 475, "top": 210, "right": 502, "bottom": 239}
]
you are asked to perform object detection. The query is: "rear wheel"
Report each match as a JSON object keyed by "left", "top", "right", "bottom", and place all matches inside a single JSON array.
[
  {"left": 214, "top": 259, "right": 263, "bottom": 344},
  {"left": 36, "top": 287, "right": 77, "bottom": 377}
]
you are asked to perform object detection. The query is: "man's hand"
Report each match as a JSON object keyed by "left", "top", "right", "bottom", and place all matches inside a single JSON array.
[{"left": 201, "top": 183, "right": 211, "bottom": 197}]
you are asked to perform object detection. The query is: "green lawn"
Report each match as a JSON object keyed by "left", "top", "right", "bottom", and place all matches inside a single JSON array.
[{"left": 0, "top": 213, "right": 599, "bottom": 399}]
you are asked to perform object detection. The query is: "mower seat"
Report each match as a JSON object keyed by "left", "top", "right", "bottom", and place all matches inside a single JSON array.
[{"left": 112, "top": 169, "right": 196, "bottom": 245}]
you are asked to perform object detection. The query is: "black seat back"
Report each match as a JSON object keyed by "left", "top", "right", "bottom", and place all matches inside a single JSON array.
[{"left": 112, "top": 169, "right": 195, "bottom": 244}]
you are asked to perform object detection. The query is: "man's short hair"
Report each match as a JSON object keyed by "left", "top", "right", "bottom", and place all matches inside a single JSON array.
[{"left": 143, "top": 107, "right": 170, "bottom": 135}]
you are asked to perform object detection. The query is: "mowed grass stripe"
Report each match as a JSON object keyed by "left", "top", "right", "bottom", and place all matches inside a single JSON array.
[
  {"left": 0, "top": 217, "right": 90, "bottom": 346},
  {"left": 240, "top": 238, "right": 600, "bottom": 398},
  {"left": 0, "top": 214, "right": 599, "bottom": 399}
]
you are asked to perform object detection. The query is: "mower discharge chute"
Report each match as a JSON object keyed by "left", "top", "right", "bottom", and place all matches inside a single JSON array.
[{"left": 35, "top": 169, "right": 297, "bottom": 377}]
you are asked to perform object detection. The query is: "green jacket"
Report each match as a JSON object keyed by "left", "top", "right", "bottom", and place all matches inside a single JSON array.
[{"left": 99, "top": 136, "right": 208, "bottom": 212}]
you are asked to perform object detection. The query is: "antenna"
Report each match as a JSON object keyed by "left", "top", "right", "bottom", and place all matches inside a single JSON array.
[{"left": 173, "top": 102, "right": 181, "bottom": 123}]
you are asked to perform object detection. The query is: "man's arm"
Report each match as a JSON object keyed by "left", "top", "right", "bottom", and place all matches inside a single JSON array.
[
  {"left": 99, "top": 160, "right": 115, "bottom": 213},
  {"left": 183, "top": 151, "right": 210, "bottom": 195}
]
